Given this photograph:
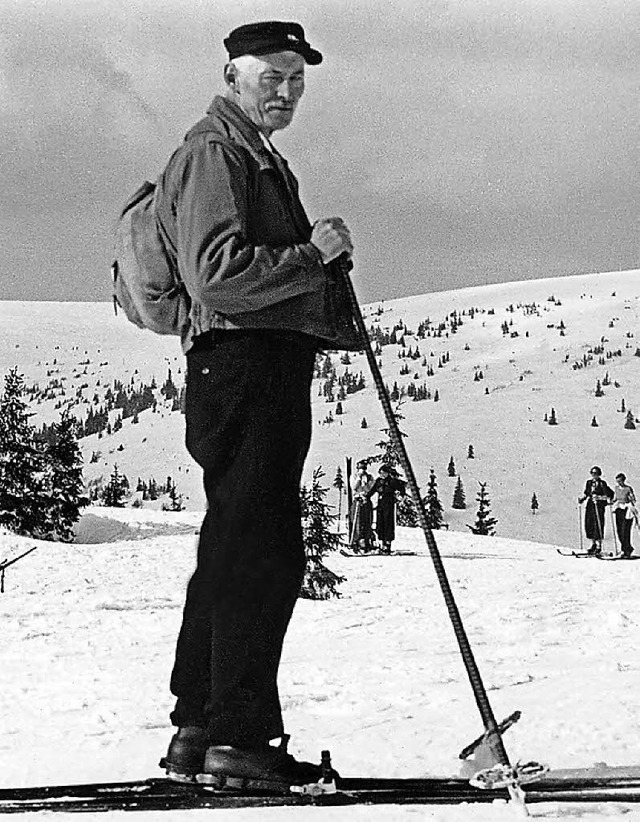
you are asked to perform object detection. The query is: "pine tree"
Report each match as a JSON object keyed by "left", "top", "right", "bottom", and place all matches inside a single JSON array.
[
  {"left": 548, "top": 407, "right": 558, "bottom": 425},
  {"left": 100, "top": 464, "right": 130, "bottom": 507},
  {"left": 396, "top": 493, "right": 418, "bottom": 527},
  {"left": 467, "top": 444, "right": 475, "bottom": 459},
  {"left": 0, "top": 369, "right": 49, "bottom": 536},
  {"left": 44, "top": 412, "right": 89, "bottom": 541},
  {"left": 299, "top": 467, "right": 345, "bottom": 600},
  {"left": 161, "top": 368, "right": 178, "bottom": 400},
  {"left": 371, "top": 402, "right": 406, "bottom": 469},
  {"left": 452, "top": 476, "right": 466, "bottom": 509},
  {"left": 164, "top": 482, "right": 185, "bottom": 512},
  {"left": 332, "top": 466, "right": 345, "bottom": 522},
  {"left": 624, "top": 410, "right": 636, "bottom": 430},
  {"left": 365, "top": 406, "right": 416, "bottom": 526},
  {"left": 447, "top": 456, "right": 456, "bottom": 476},
  {"left": 531, "top": 492, "right": 539, "bottom": 514},
  {"left": 467, "top": 482, "right": 497, "bottom": 535},
  {"left": 423, "top": 468, "right": 445, "bottom": 529}
]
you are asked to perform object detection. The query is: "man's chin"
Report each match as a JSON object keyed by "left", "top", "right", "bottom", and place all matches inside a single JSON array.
[{"left": 266, "top": 109, "right": 295, "bottom": 130}]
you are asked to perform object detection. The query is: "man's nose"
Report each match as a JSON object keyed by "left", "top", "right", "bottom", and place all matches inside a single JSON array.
[{"left": 276, "top": 80, "right": 295, "bottom": 99}]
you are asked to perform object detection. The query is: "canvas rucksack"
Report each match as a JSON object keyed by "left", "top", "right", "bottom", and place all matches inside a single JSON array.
[{"left": 111, "top": 179, "right": 190, "bottom": 336}]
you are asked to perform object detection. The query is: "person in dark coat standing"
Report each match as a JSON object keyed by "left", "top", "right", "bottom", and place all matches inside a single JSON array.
[
  {"left": 159, "top": 21, "right": 359, "bottom": 790},
  {"left": 578, "top": 466, "right": 614, "bottom": 554},
  {"left": 368, "top": 464, "right": 406, "bottom": 553}
]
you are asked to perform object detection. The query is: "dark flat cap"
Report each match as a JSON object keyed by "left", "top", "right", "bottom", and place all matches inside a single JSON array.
[{"left": 224, "top": 21, "right": 322, "bottom": 65}]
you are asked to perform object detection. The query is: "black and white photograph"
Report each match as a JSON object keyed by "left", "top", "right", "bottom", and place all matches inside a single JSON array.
[{"left": 1, "top": 0, "right": 639, "bottom": 817}]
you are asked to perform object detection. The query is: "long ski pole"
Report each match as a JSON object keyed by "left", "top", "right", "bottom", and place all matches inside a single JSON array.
[
  {"left": 593, "top": 498, "right": 604, "bottom": 550},
  {"left": 578, "top": 502, "right": 584, "bottom": 553},
  {"left": 349, "top": 499, "right": 361, "bottom": 549},
  {"left": 609, "top": 507, "right": 619, "bottom": 555},
  {"left": 338, "top": 260, "right": 511, "bottom": 768}
]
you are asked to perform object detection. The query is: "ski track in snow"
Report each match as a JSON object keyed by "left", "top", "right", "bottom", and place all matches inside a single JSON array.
[{"left": 3, "top": 519, "right": 640, "bottom": 821}]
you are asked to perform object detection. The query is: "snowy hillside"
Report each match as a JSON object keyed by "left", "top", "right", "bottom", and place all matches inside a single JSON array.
[
  {"left": 3, "top": 514, "right": 640, "bottom": 820},
  {"left": 1, "top": 269, "right": 639, "bottom": 548},
  {"left": 2, "top": 271, "right": 640, "bottom": 820}
]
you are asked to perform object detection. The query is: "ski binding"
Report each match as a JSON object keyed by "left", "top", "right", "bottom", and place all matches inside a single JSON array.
[
  {"left": 470, "top": 760, "right": 548, "bottom": 790},
  {"left": 290, "top": 779, "right": 337, "bottom": 796}
]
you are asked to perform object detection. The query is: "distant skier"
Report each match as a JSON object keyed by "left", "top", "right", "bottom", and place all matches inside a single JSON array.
[
  {"left": 368, "top": 464, "right": 407, "bottom": 553},
  {"left": 611, "top": 473, "right": 637, "bottom": 558},
  {"left": 350, "top": 460, "right": 376, "bottom": 551},
  {"left": 577, "top": 466, "right": 614, "bottom": 555}
]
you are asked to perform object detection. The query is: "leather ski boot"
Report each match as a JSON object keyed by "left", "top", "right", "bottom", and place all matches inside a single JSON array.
[
  {"left": 160, "top": 726, "right": 210, "bottom": 782},
  {"left": 197, "top": 734, "right": 335, "bottom": 792}
]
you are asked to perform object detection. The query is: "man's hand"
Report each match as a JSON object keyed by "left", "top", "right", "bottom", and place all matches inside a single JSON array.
[{"left": 311, "top": 217, "right": 353, "bottom": 264}]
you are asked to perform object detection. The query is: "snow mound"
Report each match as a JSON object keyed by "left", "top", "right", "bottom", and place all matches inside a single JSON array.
[{"left": 73, "top": 511, "right": 198, "bottom": 544}]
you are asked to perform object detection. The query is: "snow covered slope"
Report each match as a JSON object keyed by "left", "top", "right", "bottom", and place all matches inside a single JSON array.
[
  {"left": 2, "top": 516, "right": 640, "bottom": 819},
  {"left": 1, "top": 269, "right": 639, "bottom": 548},
  {"left": 2, "top": 270, "right": 640, "bottom": 819}
]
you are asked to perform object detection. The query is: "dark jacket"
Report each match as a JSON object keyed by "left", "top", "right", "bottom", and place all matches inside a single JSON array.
[
  {"left": 581, "top": 478, "right": 614, "bottom": 541},
  {"left": 156, "top": 96, "right": 361, "bottom": 352},
  {"left": 369, "top": 475, "right": 406, "bottom": 543}
]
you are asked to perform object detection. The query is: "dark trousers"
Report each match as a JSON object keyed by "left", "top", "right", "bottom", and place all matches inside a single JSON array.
[
  {"left": 169, "top": 331, "right": 316, "bottom": 746},
  {"left": 614, "top": 508, "right": 634, "bottom": 555},
  {"left": 585, "top": 501, "right": 606, "bottom": 541}
]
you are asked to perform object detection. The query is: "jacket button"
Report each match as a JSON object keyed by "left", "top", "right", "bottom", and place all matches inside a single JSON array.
[{"left": 202, "top": 367, "right": 210, "bottom": 375}]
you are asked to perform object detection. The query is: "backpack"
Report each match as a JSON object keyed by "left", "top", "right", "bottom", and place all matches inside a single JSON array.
[{"left": 111, "top": 179, "right": 190, "bottom": 336}]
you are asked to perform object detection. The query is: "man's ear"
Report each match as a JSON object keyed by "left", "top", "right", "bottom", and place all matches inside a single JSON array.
[{"left": 224, "top": 63, "right": 238, "bottom": 91}]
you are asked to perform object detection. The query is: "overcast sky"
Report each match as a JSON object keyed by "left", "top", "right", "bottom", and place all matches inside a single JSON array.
[{"left": 1, "top": 0, "right": 638, "bottom": 304}]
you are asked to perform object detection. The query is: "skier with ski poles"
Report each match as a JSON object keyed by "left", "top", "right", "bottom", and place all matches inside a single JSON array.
[
  {"left": 578, "top": 466, "right": 614, "bottom": 555},
  {"left": 611, "top": 472, "right": 637, "bottom": 558},
  {"left": 368, "top": 464, "right": 407, "bottom": 553},
  {"left": 349, "top": 460, "right": 376, "bottom": 551},
  {"left": 158, "top": 20, "right": 361, "bottom": 790}
]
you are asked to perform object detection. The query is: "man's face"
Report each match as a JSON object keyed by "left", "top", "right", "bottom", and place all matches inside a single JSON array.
[{"left": 226, "top": 52, "right": 306, "bottom": 135}]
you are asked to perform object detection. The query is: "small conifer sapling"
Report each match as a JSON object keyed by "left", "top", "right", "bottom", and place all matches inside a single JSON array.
[
  {"left": 299, "top": 467, "right": 345, "bottom": 600},
  {"left": 423, "top": 468, "right": 445, "bottom": 529},
  {"left": 452, "top": 476, "right": 466, "bottom": 510},
  {"left": 467, "top": 482, "right": 497, "bottom": 535}
]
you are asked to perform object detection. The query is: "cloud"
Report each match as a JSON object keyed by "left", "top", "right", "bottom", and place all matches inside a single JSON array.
[
  {"left": 0, "top": 5, "right": 161, "bottom": 136},
  {"left": 0, "top": 0, "right": 637, "bottom": 302}
]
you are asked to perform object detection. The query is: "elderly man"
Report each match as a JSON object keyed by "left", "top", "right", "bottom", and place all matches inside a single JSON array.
[{"left": 157, "top": 21, "right": 359, "bottom": 790}]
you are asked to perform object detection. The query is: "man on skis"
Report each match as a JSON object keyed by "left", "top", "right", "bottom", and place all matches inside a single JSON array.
[{"left": 157, "top": 20, "right": 360, "bottom": 789}]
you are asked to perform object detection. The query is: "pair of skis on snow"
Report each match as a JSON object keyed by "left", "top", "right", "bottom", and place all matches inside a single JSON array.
[
  {"left": 6, "top": 765, "right": 640, "bottom": 812},
  {"left": 557, "top": 548, "right": 639, "bottom": 561},
  {"left": 340, "top": 548, "right": 417, "bottom": 557}
]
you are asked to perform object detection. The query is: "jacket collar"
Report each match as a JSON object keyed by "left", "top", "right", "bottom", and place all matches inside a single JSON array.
[
  {"left": 184, "top": 96, "right": 271, "bottom": 163},
  {"left": 186, "top": 95, "right": 310, "bottom": 234}
]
